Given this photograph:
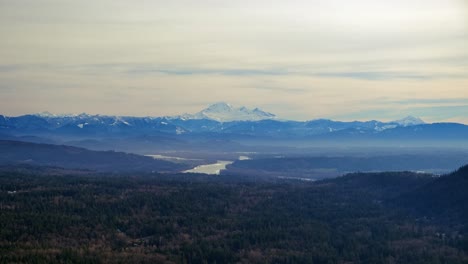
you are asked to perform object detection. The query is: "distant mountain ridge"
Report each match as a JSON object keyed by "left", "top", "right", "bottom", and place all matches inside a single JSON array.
[
  {"left": 0, "top": 113, "right": 429, "bottom": 137},
  {"left": 1, "top": 102, "right": 430, "bottom": 131}
]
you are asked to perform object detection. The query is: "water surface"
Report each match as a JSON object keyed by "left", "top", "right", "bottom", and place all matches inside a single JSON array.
[{"left": 183, "top": 161, "right": 233, "bottom": 175}]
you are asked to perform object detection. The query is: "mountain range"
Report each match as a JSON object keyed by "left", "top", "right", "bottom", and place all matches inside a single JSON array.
[{"left": 1, "top": 102, "right": 467, "bottom": 152}]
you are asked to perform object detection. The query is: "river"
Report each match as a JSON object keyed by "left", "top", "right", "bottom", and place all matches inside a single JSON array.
[{"left": 183, "top": 160, "right": 233, "bottom": 175}]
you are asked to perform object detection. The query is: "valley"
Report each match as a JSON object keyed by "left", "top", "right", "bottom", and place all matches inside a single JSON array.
[{"left": 1, "top": 103, "right": 468, "bottom": 263}]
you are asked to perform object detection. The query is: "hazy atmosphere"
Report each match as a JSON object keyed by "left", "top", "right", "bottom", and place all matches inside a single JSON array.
[
  {"left": 1, "top": 0, "right": 468, "bottom": 122},
  {"left": 2, "top": 2, "right": 468, "bottom": 263}
]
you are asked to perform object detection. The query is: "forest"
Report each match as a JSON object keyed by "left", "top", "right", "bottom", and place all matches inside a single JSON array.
[{"left": 0, "top": 166, "right": 467, "bottom": 263}]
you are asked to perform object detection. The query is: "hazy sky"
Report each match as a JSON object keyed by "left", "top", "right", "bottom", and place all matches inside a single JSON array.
[{"left": 1, "top": 0, "right": 467, "bottom": 122}]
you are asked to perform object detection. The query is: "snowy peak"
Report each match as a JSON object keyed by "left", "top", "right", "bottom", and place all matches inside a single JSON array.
[
  {"left": 35, "top": 111, "right": 57, "bottom": 118},
  {"left": 204, "top": 102, "right": 234, "bottom": 112},
  {"left": 393, "top": 116, "right": 426, "bottom": 127},
  {"left": 190, "top": 102, "right": 276, "bottom": 122}
]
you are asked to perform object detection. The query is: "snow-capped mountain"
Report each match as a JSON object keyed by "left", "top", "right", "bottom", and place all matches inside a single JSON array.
[
  {"left": 392, "top": 116, "right": 426, "bottom": 127},
  {"left": 182, "top": 102, "right": 276, "bottom": 122}
]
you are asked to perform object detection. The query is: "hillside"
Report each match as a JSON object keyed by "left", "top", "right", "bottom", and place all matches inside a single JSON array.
[
  {"left": 0, "top": 140, "right": 189, "bottom": 173},
  {"left": 325, "top": 171, "right": 435, "bottom": 199},
  {"left": 397, "top": 165, "right": 468, "bottom": 222}
]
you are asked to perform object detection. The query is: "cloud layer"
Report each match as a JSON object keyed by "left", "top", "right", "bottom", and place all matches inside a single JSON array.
[{"left": 0, "top": 0, "right": 467, "bottom": 122}]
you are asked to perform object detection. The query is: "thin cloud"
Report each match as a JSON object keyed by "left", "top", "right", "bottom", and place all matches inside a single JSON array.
[
  {"left": 128, "top": 68, "right": 289, "bottom": 76},
  {"left": 254, "top": 86, "right": 307, "bottom": 93},
  {"left": 317, "top": 71, "right": 431, "bottom": 80},
  {"left": 388, "top": 98, "right": 468, "bottom": 105}
]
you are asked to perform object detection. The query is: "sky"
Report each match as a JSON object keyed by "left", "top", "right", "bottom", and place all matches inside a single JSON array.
[{"left": 1, "top": 0, "right": 467, "bottom": 123}]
